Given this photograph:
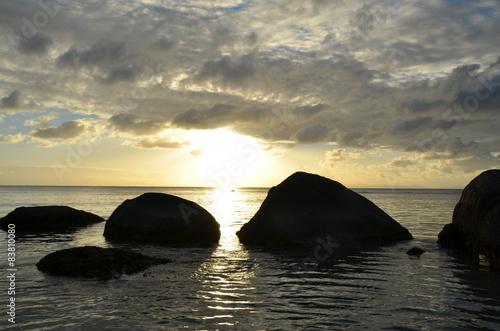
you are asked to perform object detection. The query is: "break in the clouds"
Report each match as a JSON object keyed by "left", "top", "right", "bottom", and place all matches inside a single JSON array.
[{"left": 0, "top": 0, "right": 499, "bottom": 186}]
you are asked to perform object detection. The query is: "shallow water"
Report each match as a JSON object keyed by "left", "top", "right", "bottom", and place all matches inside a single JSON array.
[{"left": 0, "top": 186, "right": 499, "bottom": 330}]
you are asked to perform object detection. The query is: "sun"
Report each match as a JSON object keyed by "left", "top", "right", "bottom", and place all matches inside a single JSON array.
[{"left": 191, "top": 130, "right": 263, "bottom": 187}]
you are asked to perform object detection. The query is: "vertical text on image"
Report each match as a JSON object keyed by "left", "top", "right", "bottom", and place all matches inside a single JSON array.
[{"left": 6, "top": 224, "right": 17, "bottom": 324}]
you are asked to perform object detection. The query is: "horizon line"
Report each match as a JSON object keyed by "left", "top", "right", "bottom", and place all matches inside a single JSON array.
[{"left": 0, "top": 184, "right": 464, "bottom": 190}]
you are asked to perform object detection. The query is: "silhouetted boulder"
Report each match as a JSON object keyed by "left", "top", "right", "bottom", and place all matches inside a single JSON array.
[
  {"left": 437, "top": 223, "right": 465, "bottom": 250},
  {"left": 438, "top": 169, "right": 500, "bottom": 269},
  {"left": 236, "top": 172, "right": 412, "bottom": 247},
  {"left": 104, "top": 193, "right": 220, "bottom": 246},
  {"left": 36, "top": 246, "right": 172, "bottom": 280},
  {"left": 0, "top": 206, "right": 104, "bottom": 233}
]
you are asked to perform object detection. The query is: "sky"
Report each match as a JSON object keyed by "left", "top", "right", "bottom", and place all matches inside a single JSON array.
[{"left": 0, "top": 0, "right": 499, "bottom": 188}]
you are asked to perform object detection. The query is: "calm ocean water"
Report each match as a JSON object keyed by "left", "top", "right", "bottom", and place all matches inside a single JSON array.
[{"left": 1, "top": 186, "right": 499, "bottom": 330}]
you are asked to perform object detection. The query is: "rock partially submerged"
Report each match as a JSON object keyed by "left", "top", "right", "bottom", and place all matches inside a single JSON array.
[
  {"left": 36, "top": 246, "right": 172, "bottom": 281},
  {"left": 438, "top": 169, "right": 500, "bottom": 269},
  {"left": 407, "top": 247, "right": 425, "bottom": 257},
  {"left": 104, "top": 193, "right": 220, "bottom": 246},
  {"left": 0, "top": 206, "right": 104, "bottom": 233},
  {"left": 237, "top": 172, "right": 412, "bottom": 247}
]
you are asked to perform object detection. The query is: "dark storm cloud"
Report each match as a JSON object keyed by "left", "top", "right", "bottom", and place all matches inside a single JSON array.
[
  {"left": 451, "top": 71, "right": 500, "bottom": 112},
  {"left": 339, "top": 131, "right": 366, "bottom": 148},
  {"left": 56, "top": 41, "right": 145, "bottom": 84},
  {"left": 294, "top": 123, "right": 330, "bottom": 144},
  {"left": 109, "top": 113, "right": 167, "bottom": 136},
  {"left": 172, "top": 104, "right": 238, "bottom": 130},
  {"left": 400, "top": 99, "right": 447, "bottom": 114},
  {"left": 0, "top": 91, "right": 21, "bottom": 109},
  {"left": 150, "top": 37, "right": 176, "bottom": 52},
  {"left": 104, "top": 66, "right": 142, "bottom": 84},
  {"left": 434, "top": 118, "right": 459, "bottom": 131},
  {"left": 377, "top": 41, "right": 444, "bottom": 68},
  {"left": 193, "top": 54, "right": 256, "bottom": 87},
  {"left": 30, "top": 120, "right": 85, "bottom": 140},
  {"left": 443, "top": 137, "right": 479, "bottom": 157},
  {"left": 292, "top": 104, "right": 326, "bottom": 117},
  {"left": 57, "top": 42, "right": 127, "bottom": 69},
  {"left": 17, "top": 32, "right": 53, "bottom": 54},
  {"left": 391, "top": 116, "right": 433, "bottom": 136},
  {"left": 350, "top": 4, "right": 377, "bottom": 39},
  {"left": 439, "top": 64, "right": 482, "bottom": 95}
]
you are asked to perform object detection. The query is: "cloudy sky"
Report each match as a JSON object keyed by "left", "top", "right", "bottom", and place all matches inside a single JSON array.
[{"left": 0, "top": 0, "right": 499, "bottom": 188}]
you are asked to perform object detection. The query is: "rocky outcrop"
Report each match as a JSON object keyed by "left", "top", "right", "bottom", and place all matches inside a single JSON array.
[
  {"left": 236, "top": 172, "right": 412, "bottom": 247},
  {"left": 36, "top": 246, "right": 172, "bottom": 280},
  {"left": 438, "top": 169, "right": 500, "bottom": 269},
  {"left": 103, "top": 193, "right": 220, "bottom": 246},
  {"left": 0, "top": 206, "right": 104, "bottom": 233}
]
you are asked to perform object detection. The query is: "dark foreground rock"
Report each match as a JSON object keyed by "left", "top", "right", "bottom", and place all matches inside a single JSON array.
[
  {"left": 407, "top": 247, "right": 425, "bottom": 257},
  {"left": 438, "top": 169, "right": 500, "bottom": 269},
  {"left": 104, "top": 193, "right": 220, "bottom": 246},
  {"left": 236, "top": 172, "right": 412, "bottom": 247},
  {"left": 36, "top": 246, "right": 172, "bottom": 280},
  {"left": 0, "top": 206, "right": 104, "bottom": 233}
]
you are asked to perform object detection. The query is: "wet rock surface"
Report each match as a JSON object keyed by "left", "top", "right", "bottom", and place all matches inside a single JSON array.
[{"left": 36, "top": 246, "right": 172, "bottom": 281}]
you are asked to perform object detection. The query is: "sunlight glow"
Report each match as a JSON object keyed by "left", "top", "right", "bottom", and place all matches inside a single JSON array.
[
  {"left": 191, "top": 130, "right": 263, "bottom": 187},
  {"left": 211, "top": 187, "right": 236, "bottom": 229}
]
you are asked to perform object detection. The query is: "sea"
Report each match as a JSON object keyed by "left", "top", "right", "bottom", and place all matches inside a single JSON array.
[{"left": 0, "top": 186, "right": 499, "bottom": 330}]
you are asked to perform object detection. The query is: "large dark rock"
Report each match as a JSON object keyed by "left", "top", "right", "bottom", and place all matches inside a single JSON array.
[
  {"left": 438, "top": 169, "right": 500, "bottom": 269},
  {"left": 236, "top": 172, "right": 412, "bottom": 247},
  {"left": 0, "top": 206, "right": 104, "bottom": 233},
  {"left": 104, "top": 193, "right": 220, "bottom": 246},
  {"left": 36, "top": 246, "right": 172, "bottom": 280}
]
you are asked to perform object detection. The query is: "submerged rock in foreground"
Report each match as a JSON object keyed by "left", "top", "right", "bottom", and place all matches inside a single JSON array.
[
  {"left": 104, "top": 192, "right": 220, "bottom": 246},
  {"left": 0, "top": 206, "right": 104, "bottom": 233},
  {"left": 237, "top": 172, "right": 412, "bottom": 247},
  {"left": 438, "top": 169, "right": 500, "bottom": 269},
  {"left": 36, "top": 246, "right": 172, "bottom": 281}
]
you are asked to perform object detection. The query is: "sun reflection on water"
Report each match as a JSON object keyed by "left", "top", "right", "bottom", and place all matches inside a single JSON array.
[{"left": 193, "top": 187, "right": 264, "bottom": 325}]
